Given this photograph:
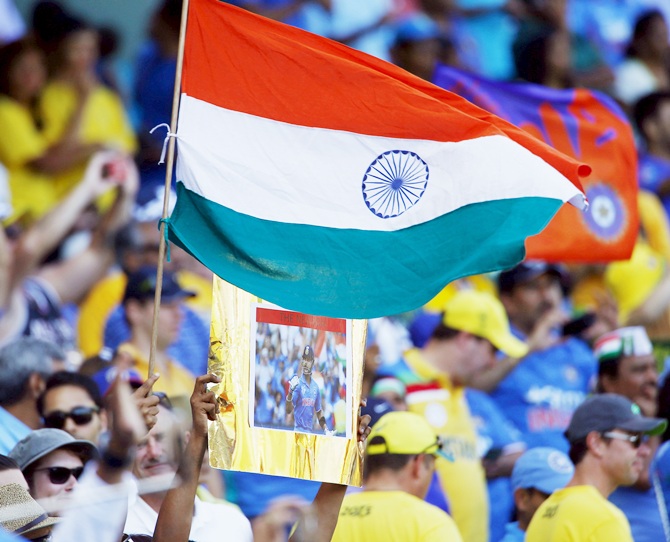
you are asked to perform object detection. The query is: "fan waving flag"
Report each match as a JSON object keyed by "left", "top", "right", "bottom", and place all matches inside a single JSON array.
[
  {"left": 433, "top": 65, "right": 638, "bottom": 262},
  {"left": 167, "top": 0, "right": 588, "bottom": 319}
]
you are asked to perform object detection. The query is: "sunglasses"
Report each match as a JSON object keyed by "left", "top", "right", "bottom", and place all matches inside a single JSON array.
[
  {"left": 602, "top": 431, "right": 647, "bottom": 449},
  {"left": 34, "top": 466, "right": 84, "bottom": 485},
  {"left": 43, "top": 406, "right": 100, "bottom": 429}
]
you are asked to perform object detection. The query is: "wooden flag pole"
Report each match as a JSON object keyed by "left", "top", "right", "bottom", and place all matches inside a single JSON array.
[{"left": 148, "top": 0, "right": 191, "bottom": 379}]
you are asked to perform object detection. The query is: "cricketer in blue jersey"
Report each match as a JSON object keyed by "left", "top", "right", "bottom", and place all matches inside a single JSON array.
[{"left": 286, "top": 345, "right": 335, "bottom": 435}]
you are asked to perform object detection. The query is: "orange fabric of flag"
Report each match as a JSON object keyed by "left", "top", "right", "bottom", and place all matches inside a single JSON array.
[{"left": 434, "top": 66, "right": 638, "bottom": 262}]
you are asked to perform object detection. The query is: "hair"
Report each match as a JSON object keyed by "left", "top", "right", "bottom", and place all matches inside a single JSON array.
[
  {"left": 626, "top": 10, "right": 665, "bottom": 57},
  {"left": 0, "top": 454, "right": 20, "bottom": 472},
  {"left": 596, "top": 356, "right": 622, "bottom": 392},
  {"left": 568, "top": 439, "right": 589, "bottom": 466},
  {"left": 363, "top": 436, "right": 414, "bottom": 479},
  {"left": 430, "top": 323, "right": 460, "bottom": 341},
  {"left": 515, "top": 31, "right": 553, "bottom": 85},
  {"left": 0, "top": 338, "right": 64, "bottom": 406},
  {"left": 633, "top": 91, "right": 670, "bottom": 145},
  {"left": 37, "top": 371, "right": 104, "bottom": 415},
  {"left": 0, "top": 38, "right": 41, "bottom": 97}
]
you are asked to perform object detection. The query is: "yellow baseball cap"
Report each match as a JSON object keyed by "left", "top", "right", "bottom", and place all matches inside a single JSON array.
[
  {"left": 367, "top": 411, "right": 453, "bottom": 461},
  {"left": 442, "top": 290, "right": 528, "bottom": 359}
]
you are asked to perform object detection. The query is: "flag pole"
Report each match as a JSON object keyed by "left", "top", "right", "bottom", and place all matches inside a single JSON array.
[{"left": 148, "top": 0, "right": 190, "bottom": 379}]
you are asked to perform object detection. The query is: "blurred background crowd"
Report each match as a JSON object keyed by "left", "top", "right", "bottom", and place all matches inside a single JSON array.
[{"left": 2, "top": 0, "right": 670, "bottom": 540}]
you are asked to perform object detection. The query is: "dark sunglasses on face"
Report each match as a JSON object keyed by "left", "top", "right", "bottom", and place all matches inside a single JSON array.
[
  {"left": 34, "top": 466, "right": 84, "bottom": 485},
  {"left": 43, "top": 406, "right": 100, "bottom": 429},
  {"left": 601, "top": 431, "right": 647, "bottom": 449}
]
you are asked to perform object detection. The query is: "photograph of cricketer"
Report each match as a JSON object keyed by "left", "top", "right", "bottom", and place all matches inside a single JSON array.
[{"left": 250, "top": 305, "right": 350, "bottom": 437}]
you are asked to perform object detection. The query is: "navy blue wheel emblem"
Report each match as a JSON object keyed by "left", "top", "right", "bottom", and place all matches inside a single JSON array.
[
  {"left": 583, "top": 183, "right": 626, "bottom": 241},
  {"left": 362, "top": 150, "right": 429, "bottom": 218}
]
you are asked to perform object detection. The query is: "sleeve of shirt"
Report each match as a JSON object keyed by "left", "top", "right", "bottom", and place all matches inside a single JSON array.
[{"left": 0, "top": 101, "right": 48, "bottom": 167}]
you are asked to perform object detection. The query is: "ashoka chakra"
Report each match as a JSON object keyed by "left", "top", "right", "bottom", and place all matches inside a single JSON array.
[{"left": 362, "top": 150, "right": 429, "bottom": 218}]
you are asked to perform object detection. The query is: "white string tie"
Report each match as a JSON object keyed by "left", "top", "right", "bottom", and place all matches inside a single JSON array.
[{"left": 149, "top": 123, "right": 177, "bottom": 165}]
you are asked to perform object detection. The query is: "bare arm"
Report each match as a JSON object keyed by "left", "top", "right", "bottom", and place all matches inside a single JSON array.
[
  {"left": 153, "top": 374, "right": 221, "bottom": 542},
  {"left": 36, "top": 155, "right": 138, "bottom": 304},
  {"left": 288, "top": 403, "right": 371, "bottom": 542},
  {"left": 29, "top": 83, "right": 102, "bottom": 174},
  {"left": 12, "top": 151, "right": 124, "bottom": 283},
  {"left": 470, "top": 307, "right": 566, "bottom": 393}
]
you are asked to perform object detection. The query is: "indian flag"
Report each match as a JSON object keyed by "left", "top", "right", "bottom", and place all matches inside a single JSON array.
[{"left": 167, "top": 0, "right": 589, "bottom": 319}]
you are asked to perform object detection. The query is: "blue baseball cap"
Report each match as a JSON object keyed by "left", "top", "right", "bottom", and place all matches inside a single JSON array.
[{"left": 511, "top": 447, "right": 574, "bottom": 494}]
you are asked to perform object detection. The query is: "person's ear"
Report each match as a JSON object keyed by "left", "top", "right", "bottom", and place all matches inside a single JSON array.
[
  {"left": 28, "top": 372, "right": 46, "bottom": 400},
  {"left": 586, "top": 431, "right": 605, "bottom": 458},
  {"left": 514, "top": 487, "right": 531, "bottom": 512}
]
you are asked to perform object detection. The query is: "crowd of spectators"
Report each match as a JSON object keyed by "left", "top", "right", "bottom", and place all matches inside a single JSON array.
[{"left": 1, "top": 0, "right": 670, "bottom": 540}]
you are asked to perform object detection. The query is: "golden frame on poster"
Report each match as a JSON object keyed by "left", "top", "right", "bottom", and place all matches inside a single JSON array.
[{"left": 207, "top": 277, "right": 366, "bottom": 485}]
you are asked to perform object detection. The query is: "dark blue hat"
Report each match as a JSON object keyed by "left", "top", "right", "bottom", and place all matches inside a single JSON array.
[{"left": 123, "top": 266, "right": 195, "bottom": 304}]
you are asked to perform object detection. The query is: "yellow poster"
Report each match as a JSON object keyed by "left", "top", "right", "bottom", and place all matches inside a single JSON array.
[{"left": 207, "top": 277, "right": 366, "bottom": 485}]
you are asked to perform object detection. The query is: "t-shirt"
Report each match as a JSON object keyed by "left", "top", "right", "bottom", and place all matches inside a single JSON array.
[
  {"left": 331, "top": 490, "right": 463, "bottom": 542},
  {"left": 391, "top": 348, "right": 488, "bottom": 542},
  {"left": 0, "top": 96, "right": 57, "bottom": 224},
  {"left": 489, "top": 333, "right": 596, "bottom": 453},
  {"left": 291, "top": 376, "right": 322, "bottom": 432},
  {"left": 124, "top": 488, "right": 252, "bottom": 542},
  {"left": 38, "top": 82, "right": 137, "bottom": 200},
  {"left": 609, "top": 485, "right": 664, "bottom": 542},
  {"left": 526, "top": 485, "right": 634, "bottom": 541},
  {"left": 466, "top": 388, "right": 525, "bottom": 542}
]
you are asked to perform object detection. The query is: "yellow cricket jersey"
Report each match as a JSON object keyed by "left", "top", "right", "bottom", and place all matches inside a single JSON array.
[
  {"left": 331, "top": 490, "right": 463, "bottom": 542},
  {"left": 399, "top": 348, "right": 488, "bottom": 542},
  {"left": 526, "top": 485, "right": 634, "bottom": 542},
  {"left": 38, "top": 82, "right": 137, "bottom": 199},
  {"left": 0, "top": 97, "right": 58, "bottom": 224}
]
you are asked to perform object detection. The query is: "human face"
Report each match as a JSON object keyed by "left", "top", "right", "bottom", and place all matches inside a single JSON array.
[
  {"left": 516, "top": 487, "right": 551, "bottom": 528},
  {"left": 29, "top": 449, "right": 84, "bottom": 509},
  {"left": 63, "top": 29, "right": 99, "bottom": 73},
  {"left": 504, "top": 273, "right": 562, "bottom": 332},
  {"left": 375, "top": 391, "right": 408, "bottom": 411},
  {"left": 133, "top": 405, "right": 179, "bottom": 480},
  {"left": 8, "top": 49, "right": 46, "bottom": 102},
  {"left": 600, "top": 429, "right": 651, "bottom": 487},
  {"left": 41, "top": 385, "right": 106, "bottom": 443},
  {"left": 602, "top": 354, "right": 658, "bottom": 416},
  {"left": 458, "top": 335, "right": 496, "bottom": 386},
  {"left": 134, "top": 299, "right": 183, "bottom": 348},
  {"left": 302, "top": 357, "right": 315, "bottom": 376}
]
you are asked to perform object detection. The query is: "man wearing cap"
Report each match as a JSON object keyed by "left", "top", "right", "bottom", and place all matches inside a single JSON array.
[
  {"left": 483, "top": 261, "right": 597, "bottom": 452},
  {"left": 286, "top": 346, "right": 334, "bottom": 435},
  {"left": 9, "top": 428, "right": 97, "bottom": 516},
  {"left": 595, "top": 326, "right": 665, "bottom": 542},
  {"left": 526, "top": 393, "right": 667, "bottom": 541},
  {"left": 331, "top": 411, "right": 462, "bottom": 542},
  {"left": 387, "top": 289, "right": 528, "bottom": 542},
  {"left": 117, "top": 265, "right": 196, "bottom": 399},
  {"left": 502, "top": 447, "right": 574, "bottom": 542}
]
